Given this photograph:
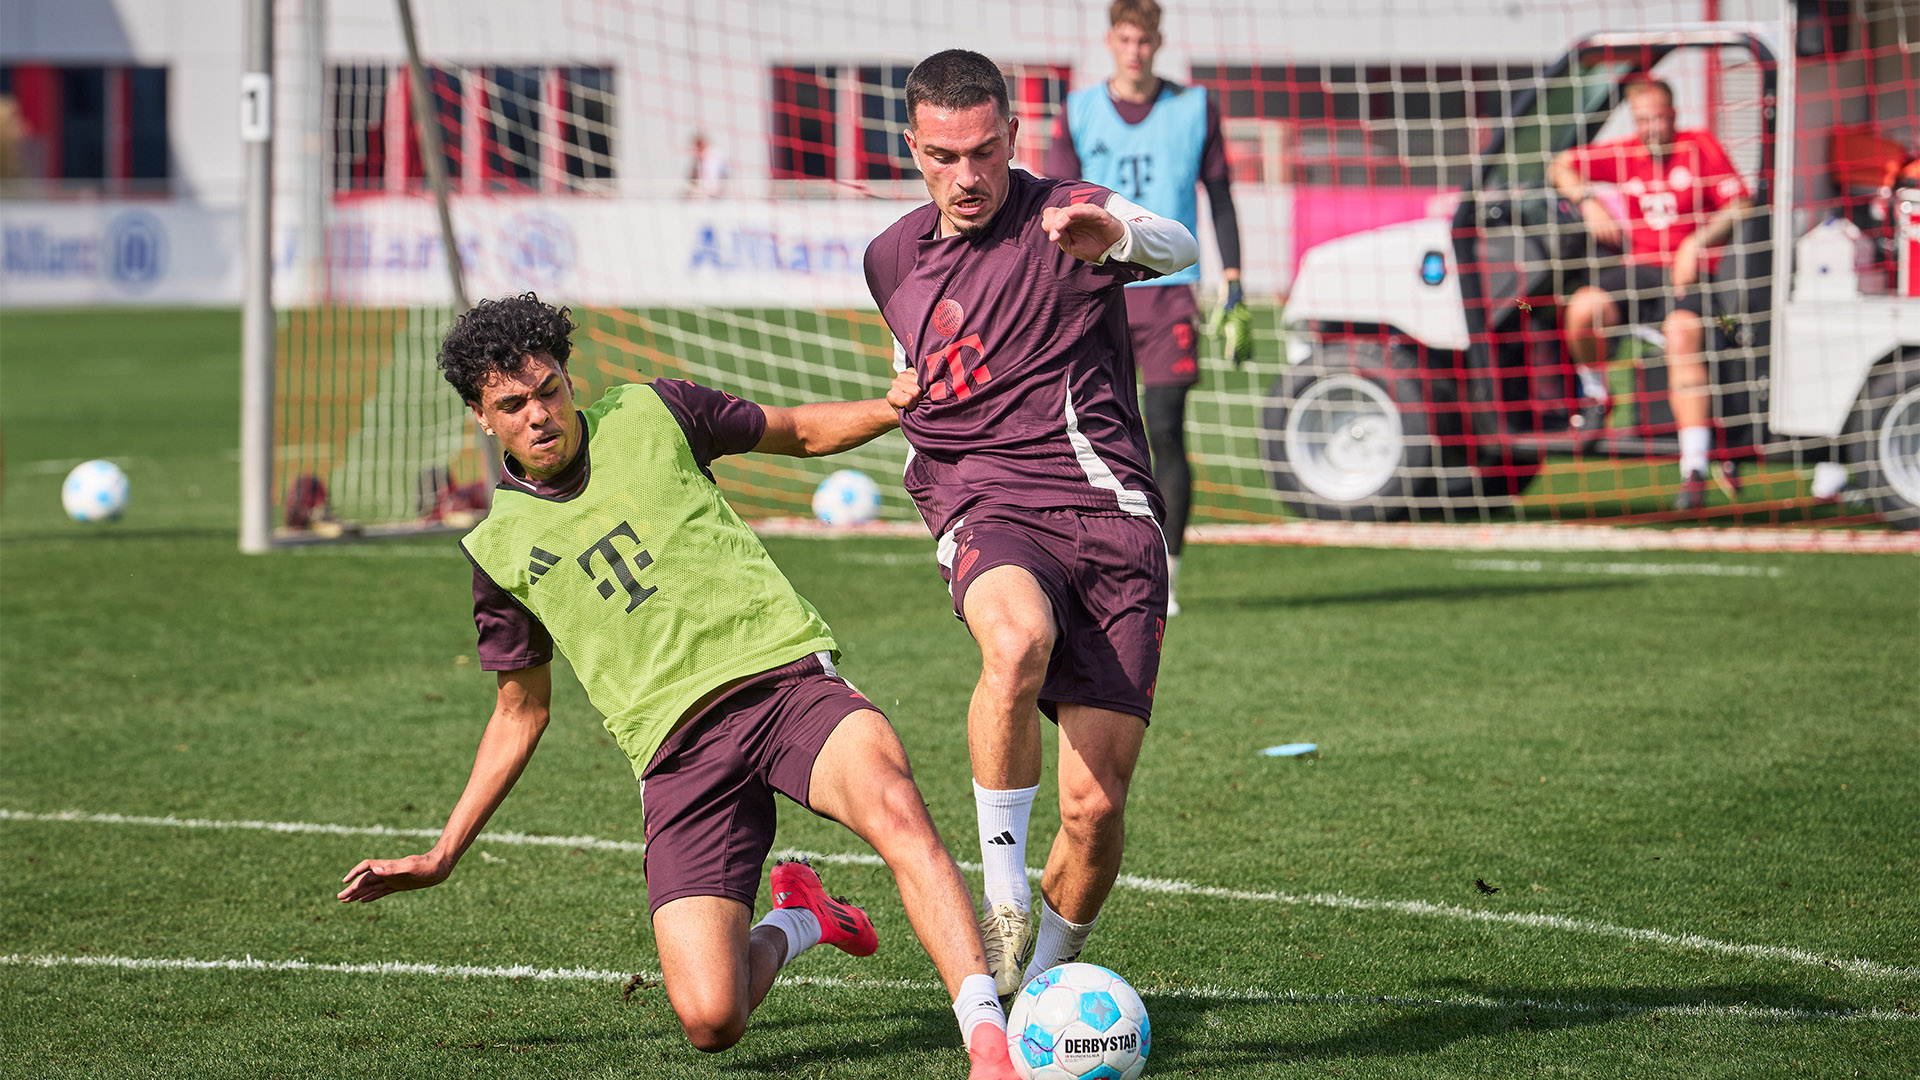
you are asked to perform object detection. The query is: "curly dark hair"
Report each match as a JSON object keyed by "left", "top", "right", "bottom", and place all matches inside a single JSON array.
[{"left": 437, "top": 292, "right": 578, "bottom": 404}]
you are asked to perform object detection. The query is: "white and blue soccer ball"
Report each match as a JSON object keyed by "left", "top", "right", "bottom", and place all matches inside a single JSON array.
[
  {"left": 61, "top": 459, "right": 130, "bottom": 523},
  {"left": 811, "top": 468, "right": 880, "bottom": 526},
  {"left": 1008, "top": 963, "right": 1151, "bottom": 1080}
]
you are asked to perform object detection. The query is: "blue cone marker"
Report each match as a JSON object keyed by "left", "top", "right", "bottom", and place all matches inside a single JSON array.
[{"left": 1262, "top": 743, "right": 1318, "bottom": 757}]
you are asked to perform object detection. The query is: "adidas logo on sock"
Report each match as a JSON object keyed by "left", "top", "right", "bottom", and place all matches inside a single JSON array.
[{"left": 986, "top": 830, "right": 1017, "bottom": 846}]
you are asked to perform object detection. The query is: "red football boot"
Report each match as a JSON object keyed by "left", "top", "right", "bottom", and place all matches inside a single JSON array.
[{"left": 769, "top": 860, "right": 878, "bottom": 957}]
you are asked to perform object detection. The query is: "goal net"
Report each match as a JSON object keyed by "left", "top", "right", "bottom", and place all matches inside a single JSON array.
[{"left": 267, "top": 0, "right": 1919, "bottom": 542}]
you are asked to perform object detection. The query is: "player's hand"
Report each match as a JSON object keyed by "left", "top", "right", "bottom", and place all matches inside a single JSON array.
[
  {"left": 1580, "top": 197, "right": 1623, "bottom": 249},
  {"left": 887, "top": 367, "right": 923, "bottom": 411},
  {"left": 1205, "top": 280, "right": 1254, "bottom": 366},
  {"left": 338, "top": 853, "right": 451, "bottom": 903},
  {"left": 1042, "top": 202, "right": 1125, "bottom": 263},
  {"left": 1671, "top": 238, "right": 1700, "bottom": 297}
]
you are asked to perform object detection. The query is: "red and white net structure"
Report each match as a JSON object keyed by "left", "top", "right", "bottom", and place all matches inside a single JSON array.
[{"left": 269, "top": 0, "right": 1919, "bottom": 546}]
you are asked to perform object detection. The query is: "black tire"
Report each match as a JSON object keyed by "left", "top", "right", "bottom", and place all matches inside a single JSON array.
[
  {"left": 1259, "top": 341, "right": 1444, "bottom": 522},
  {"left": 1844, "top": 357, "right": 1920, "bottom": 530}
]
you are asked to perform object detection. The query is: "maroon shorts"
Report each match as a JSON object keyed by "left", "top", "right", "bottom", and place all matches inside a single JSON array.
[
  {"left": 942, "top": 508, "right": 1169, "bottom": 723},
  {"left": 639, "top": 653, "right": 878, "bottom": 914},
  {"left": 1126, "top": 284, "right": 1201, "bottom": 388}
]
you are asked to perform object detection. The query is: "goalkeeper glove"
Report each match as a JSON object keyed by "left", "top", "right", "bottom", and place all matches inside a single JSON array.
[{"left": 1206, "top": 279, "right": 1254, "bottom": 366}]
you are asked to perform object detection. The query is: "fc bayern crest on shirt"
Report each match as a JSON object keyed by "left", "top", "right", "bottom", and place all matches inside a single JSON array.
[{"left": 931, "top": 298, "right": 963, "bottom": 338}]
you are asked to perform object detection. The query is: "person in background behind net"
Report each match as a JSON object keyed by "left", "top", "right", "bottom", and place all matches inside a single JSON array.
[
  {"left": 1045, "top": 0, "right": 1247, "bottom": 613},
  {"left": 687, "top": 132, "right": 731, "bottom": 198},
  {"left": 1549, "top": 75, "right": 1751, "bottom": 511},
  {"left": 338, "top": 294, "right": 1021, "bottom": 1080},
  {"left": 865, "top": 49, "right": 1197, "bottom": 1002}
]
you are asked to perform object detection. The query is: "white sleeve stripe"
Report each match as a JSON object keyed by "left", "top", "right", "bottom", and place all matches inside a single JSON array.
[{"left": 1102, "top": 191, "right": 1199, "bottom": 276}]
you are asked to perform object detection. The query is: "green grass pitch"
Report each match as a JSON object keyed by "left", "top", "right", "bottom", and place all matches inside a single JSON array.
[{"left": 2, "top": 308, "right": 1917, "bottom": 1078}]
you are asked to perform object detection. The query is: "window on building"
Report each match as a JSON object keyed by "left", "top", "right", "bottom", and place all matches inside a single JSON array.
[
  {"left": 772, "top": 61, "right": 1070, "bottom": 189},
  {"left": 329, "top": 64, "right": 389, "bottom": 192},
  {"left": 327, "top": 62, "right": 615, "bottom": 195},
  {"left": 1006, "top": 63, "right": 1071, "bottom": 175},
  {"left": 0, "top": 63, "right": 171, "bottom": 191},
  {"left": 856, "top": 65, "right": 911, "bottom": 180},
  {"left": 772, "top": 65, "right": 837, "bottom": 181},
  {"left": 560, "top": 66, "right": 615, "bottom": 186},
  {"left": 1193, "top": 62, "right": 1537, "bottom": 187}
]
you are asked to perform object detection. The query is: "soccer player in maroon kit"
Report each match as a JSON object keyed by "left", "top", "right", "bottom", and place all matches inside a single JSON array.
[
  {"left": 1550, "top": 76, "right": 1752, "bottom": 510},
  {"left": 864, "top": 49, "right": 1199, "bottom": 1000}
]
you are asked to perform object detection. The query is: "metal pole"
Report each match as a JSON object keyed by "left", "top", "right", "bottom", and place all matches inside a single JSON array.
[
  {"left": 395, "top": 0, "right": 495, "bottom": 494},
  {"left": 239, "top": 0, "right": 276, "bottom": 553},
  {"left": 396, "top": 0, "right": 469, "bottom": 311},
  {"left": 299, "top": 0, "right": 326, "bottom": 303}
]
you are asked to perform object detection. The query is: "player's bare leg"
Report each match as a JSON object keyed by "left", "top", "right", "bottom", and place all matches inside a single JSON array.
[
  {"left": 806, "top": 709, "right": 1017, "bottom": 1077},
  {"left": 652, "top": 895, "right": 764, "bottom": 1052},
  {"left": 1564, "top": 285, "right": 1619, "bottom": 370},
  {"left": 963, "top": 565, "right": 1054, "bottom": 791},
  {"left": 1024, "top": 704, "right": 1145, "bottom": 984},
  {"left": 1663, "top": 308, "right": 1730, "bottom": 509},
  {"left": 655, "top": 858, "right": 883, "bottom": 1052},
  {"left": 960, "top": 565, "right": 1057, "bottom": 995},
  {"left": 1564, "top": 286, "right": 1620, "bottom": 433},
  {"left": 806, "top": 710, "right": 993, "bottom": 996}
]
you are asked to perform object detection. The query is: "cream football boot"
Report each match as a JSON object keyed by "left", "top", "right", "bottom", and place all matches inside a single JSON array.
[{"left": 978, "top": 900, "right": 1034, "bottom": 999}]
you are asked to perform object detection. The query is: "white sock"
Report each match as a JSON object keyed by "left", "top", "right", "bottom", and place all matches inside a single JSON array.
[
  {"left": 755, "top": 907, "right": 820, "bottom": 968},
  {"left": 1167, "top": 554, "right": 1182, "bottom": 613},
  {"left": 1678, "top": 426, "right": 1712, "bottom": 477},
  {"left": 975, "top": 781, "right": 1037, "bottom": 910},
  {"left": 1023, "top": 898, "right": 1098, "bottom": 984},
  {"left": 1576, "top": 364, "right": 1611, "bottom": 401},
  {"left": 1812, "top": 461, "right": 1851, "bottom": 499},
  {"left": 952, "top": 972, "right": 1006, "bottom": 1046}
]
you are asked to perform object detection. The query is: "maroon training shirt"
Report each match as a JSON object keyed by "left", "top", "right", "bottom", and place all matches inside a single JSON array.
[
  {"left": 864, "top": 168, "right": 1168, "bottom": 541},
  {"left": 466, "top": 378, "right": 767, "bottom": 671}
]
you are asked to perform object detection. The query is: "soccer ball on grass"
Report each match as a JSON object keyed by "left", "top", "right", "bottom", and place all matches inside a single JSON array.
[
  {"left": 1008, "top": 962, "right": 1151, "bottom": 1079},
  {"left": 62, "top": 459, "right": 130, "bottom": 523},
  {"left": 811, "top": 468, "right": 881, "bottom": 526}
]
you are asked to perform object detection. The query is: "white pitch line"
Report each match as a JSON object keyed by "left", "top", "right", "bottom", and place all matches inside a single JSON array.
[
  {"left": 3, "top": 953, "right": 1913, "bottom": 1024},
  {"left": 8, "top": 808, "right": 1916, "bottom": 982},
  {"left": 0, "top": 808, "right": 647, "bottom": 854}
]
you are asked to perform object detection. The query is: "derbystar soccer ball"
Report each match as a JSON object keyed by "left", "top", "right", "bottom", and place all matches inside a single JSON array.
[
  {"left": 811, "top": 468, "right": 880, "bottom": 526},
  {"left": 1008, "top": 963, "right": 1151, "bottom": 1080},
  {"left": 62, "top": 460, "right": 130, "bottom": 523}
]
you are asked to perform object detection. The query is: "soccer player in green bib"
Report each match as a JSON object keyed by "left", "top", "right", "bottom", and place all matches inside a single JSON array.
[{"left": 338, "top": 294, "right": 1021, "bottom": 1080}]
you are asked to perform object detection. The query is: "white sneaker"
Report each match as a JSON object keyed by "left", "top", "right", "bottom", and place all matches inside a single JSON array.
[{"left": 978, "top": 900, "right": 1034, "bottom": 999}]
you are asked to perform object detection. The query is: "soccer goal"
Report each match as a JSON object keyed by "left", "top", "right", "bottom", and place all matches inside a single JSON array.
[{"left": 257, "top": 0, "right": 1920, "bottom": 545}]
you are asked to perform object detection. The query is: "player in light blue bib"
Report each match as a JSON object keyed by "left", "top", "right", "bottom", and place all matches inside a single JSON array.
[{"left": 1045, "top": 0, "right": 1248, "bottom": 618}]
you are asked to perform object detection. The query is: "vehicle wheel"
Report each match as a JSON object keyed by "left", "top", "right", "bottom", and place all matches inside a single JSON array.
[
  {"left": 1259, "top": 341, "right": 1443, "bottom": 521},
  {"left": 1846, "top": 357, "right": 1920, "bottom": 530}
]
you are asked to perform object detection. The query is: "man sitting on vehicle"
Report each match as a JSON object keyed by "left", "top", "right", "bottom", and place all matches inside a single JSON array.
[{"left": 1550, "top": 75, "right": 1752, "bottom": 510}]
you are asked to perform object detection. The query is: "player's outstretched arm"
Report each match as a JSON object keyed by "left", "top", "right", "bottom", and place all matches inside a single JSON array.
[
  {"left": 338, "top": 665, "right": 553, "bottom": 903},
  {"left": 754, "top": 369, "right": 923, "bottom": 458},
  {"left": 1042, "top": 202, "right": 1126, "bottom": 263},
  {"left": 1046, "top": 194, "right": 1199, "bottom": 277}
]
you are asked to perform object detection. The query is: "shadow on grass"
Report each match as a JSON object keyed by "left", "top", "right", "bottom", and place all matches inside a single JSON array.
[
  {"left": 709, "top": 1006, "right": 957, "bottom": 1073},
  {"left": 1141, "top": 980, "right": 1876, "bottom": 1071},
  {"left": 1216, "top": 580, "right": 1639, "bottom": 611}
]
